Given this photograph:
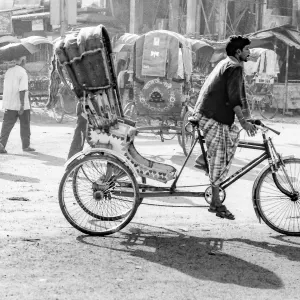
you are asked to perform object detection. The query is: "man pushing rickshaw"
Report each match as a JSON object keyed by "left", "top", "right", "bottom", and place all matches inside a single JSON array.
[{"left": 191, "top": 35, "right": 257, "bottom": 220}]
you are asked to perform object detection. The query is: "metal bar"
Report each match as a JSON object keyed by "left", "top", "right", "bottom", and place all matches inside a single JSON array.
[
  {"left": 170, "top": 133, "right": 199, "bottom": 190},
  {"left": 136, "top": 125, "right": 181, "bottom": 132},
  {"left": 220, "top": 152, "right": 268, "bottom": 189},
  {"left": 136, "top": 184, "right": 171, "bottom": 192},
  {"left": 238, "top": 144, "right": 265, "bottom": 150},
  {"left": 116, "top": 191, "right": 206, "bottom": 198},
  {"left": 238, "top": 141, "right": 264, "bottom": 147},
  {"left": 284, "top": 45, "right": 289, "bottom": 114}
]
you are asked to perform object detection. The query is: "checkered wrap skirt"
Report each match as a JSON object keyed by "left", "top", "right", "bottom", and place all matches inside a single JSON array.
[{"left": 197, "top": 113, "right": 240, "bottom": 186}]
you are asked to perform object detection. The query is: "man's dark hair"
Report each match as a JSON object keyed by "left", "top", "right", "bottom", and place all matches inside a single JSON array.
[{"left": 225, "top": 35, "right": 251, "bottom": 56}]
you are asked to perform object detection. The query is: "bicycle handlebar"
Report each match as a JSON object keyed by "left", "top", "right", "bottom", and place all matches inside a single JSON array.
[
  {"left": 248, "top": 119, "right": 280, "bottom": 135},
  {"left": 187, "top": 117, "right": 281, "bottom": 136}
]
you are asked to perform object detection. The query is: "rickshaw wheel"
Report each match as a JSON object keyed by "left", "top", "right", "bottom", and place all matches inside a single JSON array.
[
  {"left": 181, "top": 109, "right": 196, "bottom": 156},
  {"left": 258, "top": 92, "right": 278, "bottom": 120},
  {"left": 52, "top": 94, "right": 65, "bottom": 123},
  {"left": 177, "top": 132, "right": 182, "bottom": 147},
  {"left": 59, "top": 154, "right": 139, "bottom": 236},
  {"left": 160, "top": 119, "right": 177, "bottom": 141}
]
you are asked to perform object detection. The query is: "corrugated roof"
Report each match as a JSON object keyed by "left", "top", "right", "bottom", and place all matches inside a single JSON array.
[
  {"left": 187, "top": 38, "right": 214, "bottom": 52},
  {"left": 247, "top": 25, "right": 300, "bottom": 49},
  {"left": 272, "top": 31, "right": 300, "bottom": 49},
  {"left": 286, "top": 29, "right": 300, "bottom": 45},
  {"left": 11, "top": 11, "right": 49, "bottom": 21}
]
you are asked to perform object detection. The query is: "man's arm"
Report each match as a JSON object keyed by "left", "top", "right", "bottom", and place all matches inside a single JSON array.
[
  {"left": 226, "top": 67, "right": 257, "bottom": 136},
  {"left": 233, "top": 101, "right": 257, "bottom": 136},
  {"left": 18, "top": 90, "right": 25, "bottom": 115},
  {"left": 226, "top": 66, "right": 244, "bottom": 108}
]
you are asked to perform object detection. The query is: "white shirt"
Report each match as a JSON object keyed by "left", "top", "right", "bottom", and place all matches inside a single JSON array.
[{"left": 2, "top": 65, "right": 30, "bottom": 110}]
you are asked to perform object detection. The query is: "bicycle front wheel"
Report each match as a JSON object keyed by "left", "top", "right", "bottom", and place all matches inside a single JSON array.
[{"left": 254, "top": 158, "right": 300, "bottom": 235}]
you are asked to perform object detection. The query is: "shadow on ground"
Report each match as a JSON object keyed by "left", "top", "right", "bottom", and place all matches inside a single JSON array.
[
  {"left": 0, "top": 171, "right": 40, "bottom": 183},
  {"left": 77, "top": 224, "right": 286, "bottom": 290},
  {"left": 13, "top": 152, "right": 66, "bottom": 167}
]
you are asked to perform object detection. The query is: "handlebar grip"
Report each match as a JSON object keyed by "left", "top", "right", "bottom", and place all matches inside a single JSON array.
[{"left": 265, "top": 126, "right": 280, "bottom": 135}]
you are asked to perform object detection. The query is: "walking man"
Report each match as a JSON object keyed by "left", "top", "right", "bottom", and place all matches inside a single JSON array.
[
  {"left": 47, "top": 55, "right": 87, "bottom": 160},
  {"left": 0, "top": 56, "right": 35, "bottom": 154},
  {"left": 67, "top": 102, "right": 87, "bottom": 160},
  {"left": 192, "top": 35, "right": 257, "bottom": 220}
]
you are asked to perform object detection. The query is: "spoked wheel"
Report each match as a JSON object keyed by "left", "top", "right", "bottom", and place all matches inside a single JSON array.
[
  {"left": 204, "top": 186, "right": 226, "bottom": 205},
  {"left": 254, "top": 158, "right": 300, "bottom": 236},
  {"left": 159, "top": 119, "right": 178, "bottom": 141},
  {"left": 52, "top": 94, "right": 65, "bottom": 123},
  {"left": 258, "top": 92, "right": 278, "bottom": 120},
  {"left": 181, "top": 109, "right": 196, "bottom": 156},
  {"left": 177, "top": 123, "right": 183, "bottom": 147},
  {"left": 59, "top": 154, "right": 140, "bottom": 236}
]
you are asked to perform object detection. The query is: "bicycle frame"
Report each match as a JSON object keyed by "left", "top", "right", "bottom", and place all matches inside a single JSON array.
[
  {"left": 131, "top": 125, "right": 295, "bottom": 200},
  {"left": 169, "top": 127, "right": 268, "bottom": 191},
  {"left": 171, "top": 126, "right": 296, "bottom": 197}
]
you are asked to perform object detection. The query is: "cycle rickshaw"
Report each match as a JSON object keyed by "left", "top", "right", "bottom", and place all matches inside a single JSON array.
[
  {"left": 120, "top": 30, "right": 197, "bottom": 155},
  {"left": 112, "top": 33, "right": 139, "bottom": 112},
  {"left": 187, "top": 37, "right": 214, "bottom": 106},
  {"left": 244, "top": 48, "right": 279, "bottom": 120},
  {"left": 55, "top": 25, "right": 300, "bottom": 237}
]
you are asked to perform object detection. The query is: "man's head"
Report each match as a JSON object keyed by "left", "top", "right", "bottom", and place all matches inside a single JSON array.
[
  {"left": 16, "top": 56, "right": 26, "bottom": 67},
  {"left": 226, "top": 35, "right": 251, "bottom": 62}
]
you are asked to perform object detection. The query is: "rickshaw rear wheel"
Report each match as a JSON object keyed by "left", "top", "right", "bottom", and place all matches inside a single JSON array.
[{"left": 59, "top": 154, "right": 140, "bottom": 236}]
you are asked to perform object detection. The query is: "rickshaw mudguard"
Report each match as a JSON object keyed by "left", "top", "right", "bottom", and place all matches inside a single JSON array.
[
  {"left": 251, "top": 155, "right": 294, "bottom": 222},
  {"left": 64, "top": 147, "right": 140, "bottom": 179}
]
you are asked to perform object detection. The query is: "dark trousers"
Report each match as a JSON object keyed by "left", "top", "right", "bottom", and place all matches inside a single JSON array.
[
  {"left": 0, "top": 109, "right": 31, "bottom": 149},
  {"left": 67, "top": 103, "right": 88, "bottom": 160}
]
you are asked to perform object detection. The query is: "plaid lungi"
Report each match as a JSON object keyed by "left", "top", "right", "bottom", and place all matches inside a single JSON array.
[{"left": 196, "top": 113, "right": 240, "bottom": 186}]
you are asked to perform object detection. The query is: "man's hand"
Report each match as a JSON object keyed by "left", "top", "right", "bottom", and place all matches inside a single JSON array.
[
  {"left": 240, "top": 119, "right": 257, "bottom": 137},
  {"left": 18, "top": 105, "right": 24, "bottom": 115}
]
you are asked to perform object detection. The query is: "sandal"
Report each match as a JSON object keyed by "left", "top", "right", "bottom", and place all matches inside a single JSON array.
[{"left": 215, "top": 205, "right": 235, "bottom": 220}]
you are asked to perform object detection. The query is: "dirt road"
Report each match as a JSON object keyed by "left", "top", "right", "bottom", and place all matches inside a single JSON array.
[{"left": 0, "top": 117, "right": 300, "bottom": 300}]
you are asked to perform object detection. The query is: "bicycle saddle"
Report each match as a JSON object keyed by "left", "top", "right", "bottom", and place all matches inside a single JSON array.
[{"left": 187, "top": 116, "right": 199, "bottom": 126}]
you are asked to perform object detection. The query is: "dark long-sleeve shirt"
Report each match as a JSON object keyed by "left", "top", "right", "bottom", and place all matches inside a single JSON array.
[{"left": 194, "top": 56, "right": 250, "bottom": 126}]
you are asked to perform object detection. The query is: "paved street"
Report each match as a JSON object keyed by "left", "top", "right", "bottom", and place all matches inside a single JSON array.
[{"left": 0, "top": 116, "right": 300, "bottom": 300}]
